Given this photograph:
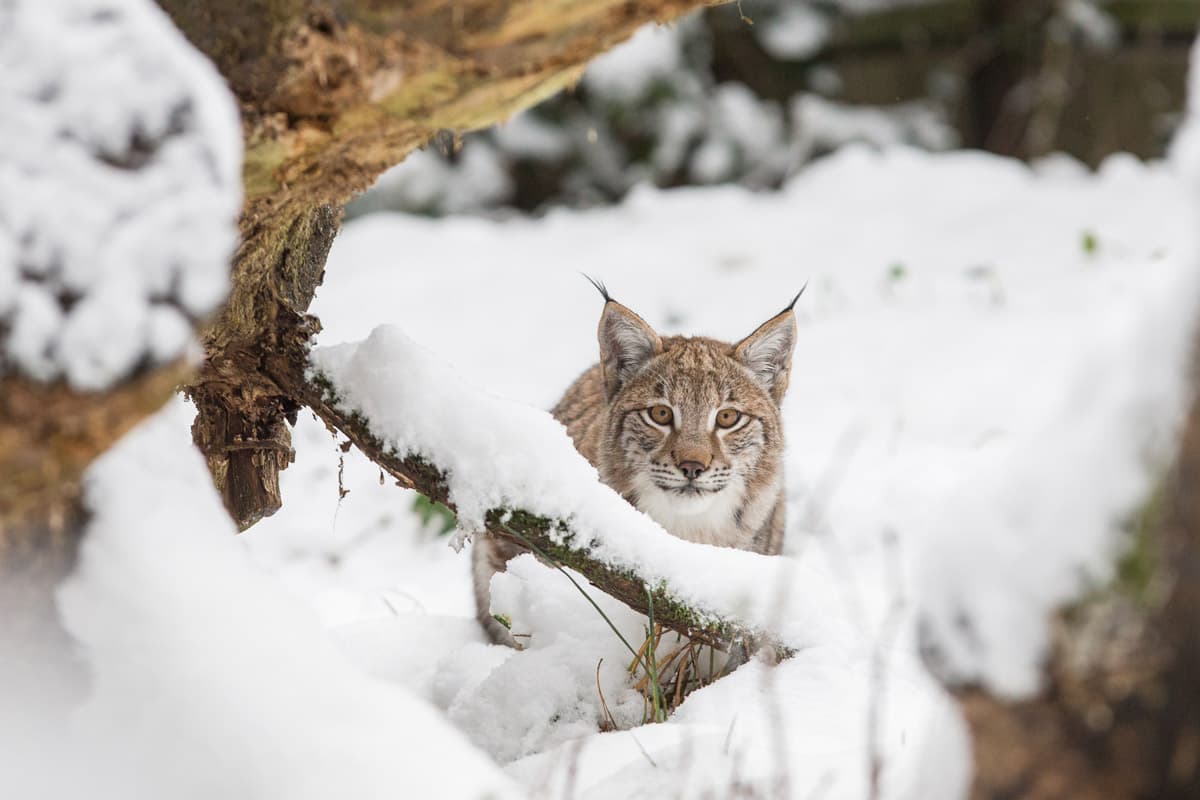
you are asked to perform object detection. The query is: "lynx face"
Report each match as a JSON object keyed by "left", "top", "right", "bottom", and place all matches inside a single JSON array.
[{"left": 593, "top": 293, "right": 797, "bottom": 549}]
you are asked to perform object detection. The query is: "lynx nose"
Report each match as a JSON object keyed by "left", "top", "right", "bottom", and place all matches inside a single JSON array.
[{"left": 677, "top": 461, "right": 708, "bottom": 480}]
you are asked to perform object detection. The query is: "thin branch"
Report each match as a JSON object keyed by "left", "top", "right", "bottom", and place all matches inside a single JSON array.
[{"left": 278, "top": 365, "right": 788, "bottom": 657}]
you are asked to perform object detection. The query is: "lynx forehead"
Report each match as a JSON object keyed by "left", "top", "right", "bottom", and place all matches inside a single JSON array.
[{"left": 474, "top": 281, "right": 801, "bottom": 646}]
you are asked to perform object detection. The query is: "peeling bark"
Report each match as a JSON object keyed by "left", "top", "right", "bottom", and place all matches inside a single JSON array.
[{"left": 186, "top": 203, "right": 341, "bottom": 528}]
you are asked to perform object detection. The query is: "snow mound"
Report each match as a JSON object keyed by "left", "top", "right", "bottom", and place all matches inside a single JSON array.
[
  {"left": 284, "top": 139, "right": 1200, "bottom": 797},
  {"left": 0, "top": 0, "right": 240, "bottom": 390},
  {"left": 0, "top": 403, "right": 519, "bottom": 799}
]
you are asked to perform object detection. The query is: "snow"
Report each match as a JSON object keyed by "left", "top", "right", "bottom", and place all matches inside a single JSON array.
[
  {"left": 9, "top": 24, "right": 1200, "bottom": 798},
  {"left": 756, "top": 3, "right": 831, "bottom": 61},
  {"left": 584, "top": 23, "right": 685, "bottom": 103},
  {"left": 1061, "top": 0, "right": 1120, "bottom": 49},
  {"left": 312, "top": 325, "right": 858, "bottom": 654},
  {"left": 792, "top": 94, "right": 957, "bottom": 160},
  {"left": 0, "top": 0, "right": 240, "bottom": 390},
  {"left": 834, "top": 0, "right": 934, "bottom": 12},
  {"left": 1, "top": 402, "right": 519, "bottom": 800},
  {"left": 9, "top": 145, "right": 1192, "bottom": 796},
  {"left": 347, "top": 4, "right": 976, "bottom": 218},
  {"left": 251, "top": 141, "right": 1198, "bottom": 795},
  {"left": 493, "top": 114, "right": 573, "bottom": 162},
  {"left": 356, "top": 141, "right": 514, "bottom": 216},
  {"left": 690, "top": 83, "right": 788, "bottom": 184}
]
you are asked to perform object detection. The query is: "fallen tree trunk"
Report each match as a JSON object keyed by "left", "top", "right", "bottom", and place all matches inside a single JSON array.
[{"left": 155, "top": 0, "right": 714, "bottom": 529}]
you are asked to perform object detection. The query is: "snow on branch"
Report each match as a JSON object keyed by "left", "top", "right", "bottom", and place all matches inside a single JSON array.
[
  {"left": 287, "top": 326, "right": 854, "bottom": 654},
  {"left": 0, "top": 0, "right": 241, "bottom": 390}
]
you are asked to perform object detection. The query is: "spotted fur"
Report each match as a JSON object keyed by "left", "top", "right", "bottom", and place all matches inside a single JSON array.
[{"left": 474, "top": 291, "right": 798, "bottom": 646}]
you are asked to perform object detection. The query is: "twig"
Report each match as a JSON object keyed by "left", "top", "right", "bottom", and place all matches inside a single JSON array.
[
  {"left": 629, "top": 732, "right": 658, "bottom": 769},
  {"left": 735, "top": 0, "right": 753, "bottom": 25},
  {"left": 628, "top": 631, "right": 652, "bottom": 673},
  {"left": 596, "top": 659, "right": 618, "bottom": 732},
  {"left": 723, "top": 713, "right": 739, "bottom": 756},
  {"left": 673, "top": 653, "right": 687, "bottom": 707},
  {"left": 805, "top": 772, "right": 835, "bottom": 800}
]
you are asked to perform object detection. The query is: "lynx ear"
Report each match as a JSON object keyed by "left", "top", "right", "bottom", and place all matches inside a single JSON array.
[
  {"left": 735, "top": 292, "right": 801, "bottom": 403},
  {"left": 598, "top": 299, "right": 662, "bottom": 400}
]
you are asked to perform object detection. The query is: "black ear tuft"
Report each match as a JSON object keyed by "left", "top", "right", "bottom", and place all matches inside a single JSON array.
[
  {"left": 781, "top": 281, "right": 808, "bottom": 314},
  {"left": 581, "top": 273, "right": 611, "bottom": 303}
]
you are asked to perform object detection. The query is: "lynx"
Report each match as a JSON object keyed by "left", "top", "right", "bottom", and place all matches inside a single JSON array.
[{"left": 474, "top": 282, "right": 800, "bottom": 645}]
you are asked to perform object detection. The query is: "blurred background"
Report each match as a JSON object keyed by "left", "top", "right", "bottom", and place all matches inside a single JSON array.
[{"left": 350, "top": 0, "right": 1200, "bottom": 219}]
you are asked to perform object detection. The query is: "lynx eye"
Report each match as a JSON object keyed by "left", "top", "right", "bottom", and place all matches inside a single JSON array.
[
  {"left": 647, "top": 405, "right": 674, "bottom": 426},
  {"left": 715, "top": 408, "right": 742, "bottom": 429}
]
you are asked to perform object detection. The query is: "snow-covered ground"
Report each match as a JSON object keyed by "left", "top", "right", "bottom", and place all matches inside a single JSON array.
[
  {"left": 54, "top": 143, "right": 1197, "bottom": 798},
  {"left": 6, "top": 0, "right": 1198, "bottom": 796}
]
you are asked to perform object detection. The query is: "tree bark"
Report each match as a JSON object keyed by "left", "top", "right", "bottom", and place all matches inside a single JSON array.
[
  {"left": 953, "top": 386, "right": 1200, "bottom": 799},
  {"left": 153, "top": 0, "right": 713, "bottom": 529}
]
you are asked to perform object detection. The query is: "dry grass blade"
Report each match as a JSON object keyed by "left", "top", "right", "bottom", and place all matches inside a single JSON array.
[
  {"left": 628, "top": 632, "right": 652, "bottom": 674},
  {"left": 688, "top": 641, "right": 707, "bottom": 688},
  {"left": 596, "top": 659, "right": 618, "bottom": 732},
  {"left": 652, "top": 641, "right": 691, "bottom": 678},
  {"left": 628, "top": 626, "right": 714, "bottom": 719}
]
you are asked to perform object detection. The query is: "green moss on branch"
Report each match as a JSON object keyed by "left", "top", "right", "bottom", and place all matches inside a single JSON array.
[{"left": 293, "top": 366, "right": 778, "bottom": 654}]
